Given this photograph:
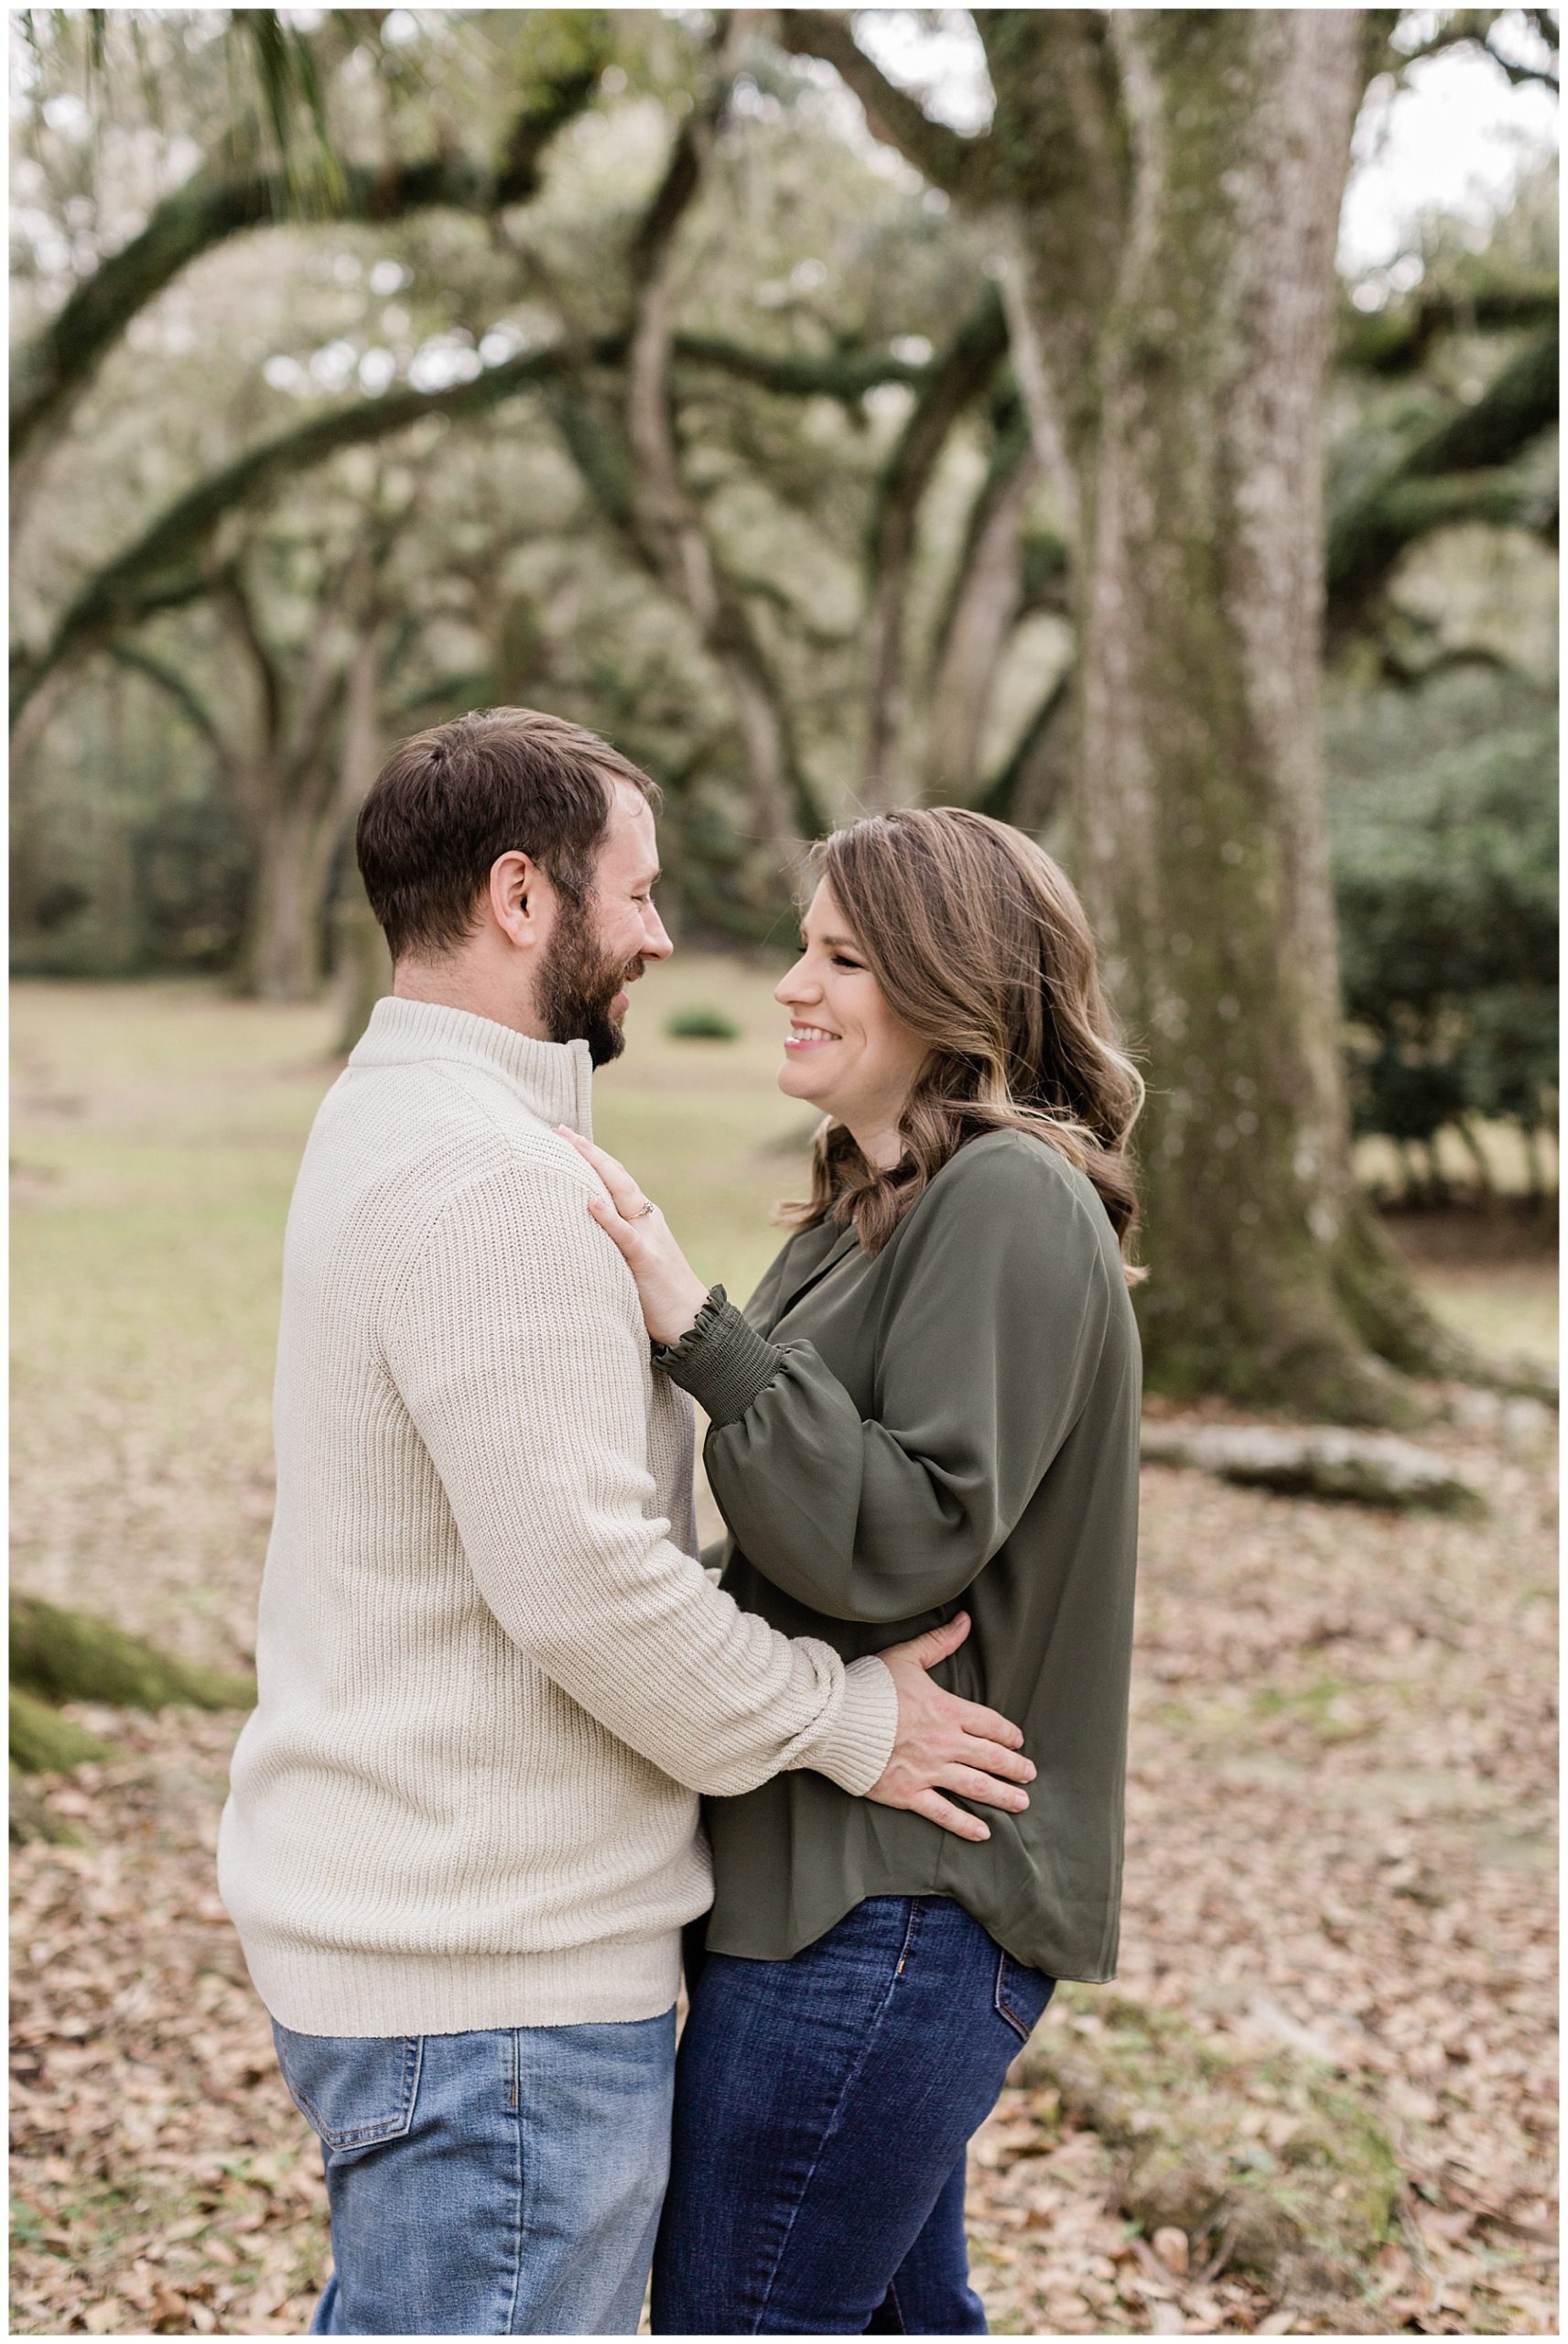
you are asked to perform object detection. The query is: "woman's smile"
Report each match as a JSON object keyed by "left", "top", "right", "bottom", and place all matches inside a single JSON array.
[
  {"left": 773, "top": 880, "right": 930, "bottom": 1162},
  {"left": 783, "top": 1021, "right": 841, "bottom": 1053}
]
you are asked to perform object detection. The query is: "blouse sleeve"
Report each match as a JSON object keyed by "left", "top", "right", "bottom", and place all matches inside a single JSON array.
[{"left": 654, "top": 1139, "right": 1114, "bottom": 1624}]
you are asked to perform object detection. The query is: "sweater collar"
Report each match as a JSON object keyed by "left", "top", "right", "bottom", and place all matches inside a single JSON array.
[{"left": 350, "top": 996, "right": 594, "bottom": 1139}]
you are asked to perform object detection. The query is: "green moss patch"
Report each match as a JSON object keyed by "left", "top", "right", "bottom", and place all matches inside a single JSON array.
[{"left": 1015, "top": 1989, "right": 1399, "bottom": 2320}]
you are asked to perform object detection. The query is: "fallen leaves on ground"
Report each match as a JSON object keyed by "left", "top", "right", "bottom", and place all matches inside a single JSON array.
[
  {"left": 11, "top": 1711, "right": 328, "bottom": 2337},
  {"left": 965, "top": 1385, "right": 1557, "bottom": 2336},
  {"left": 12, "top": 1385, "right": 1555, "bottom": 2334}
]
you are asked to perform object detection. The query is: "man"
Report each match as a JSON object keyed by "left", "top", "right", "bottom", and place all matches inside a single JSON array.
[{"left": 218, "top": 709, "right": 1034, "bottom": 2337}]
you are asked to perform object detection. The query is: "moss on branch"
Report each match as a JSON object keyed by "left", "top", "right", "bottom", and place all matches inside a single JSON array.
[{"left": 10, "top": 1595, "right": 256, "bottom": 1714}]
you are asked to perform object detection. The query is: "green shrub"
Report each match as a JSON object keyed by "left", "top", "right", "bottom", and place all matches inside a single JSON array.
[
  {"left": 1330, "top": 712, "right": 1557, "bottom": 1185},
  {"left": 665, "top": 1005, "right": 741, "bottom": 1042}
]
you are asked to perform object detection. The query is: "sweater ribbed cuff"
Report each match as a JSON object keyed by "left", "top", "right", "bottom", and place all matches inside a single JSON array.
[
  {"left": 652, "top": 1287, "right": 785, "bottom": 1427},
  {"left": 806, "top": 1655, "right": 900, "bottom": 1797}
]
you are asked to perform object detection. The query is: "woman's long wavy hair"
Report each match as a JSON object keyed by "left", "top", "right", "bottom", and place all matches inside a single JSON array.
[{"left": 780, "top": 808, "right": 1146, "bottom": 1281}]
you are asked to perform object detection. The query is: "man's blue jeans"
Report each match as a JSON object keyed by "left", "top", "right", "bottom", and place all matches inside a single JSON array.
[
  {"left": 271, "top": 2009, "right": 676, "bottom": 2335},
  {"left": 651, "top": 1896, "right": 1055, "bottom": 2334}
]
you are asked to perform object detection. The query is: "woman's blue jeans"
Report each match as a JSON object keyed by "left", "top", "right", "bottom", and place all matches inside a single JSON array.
[{"left": 652, "top": 1895, "right": 1054, "bottom": 2335}]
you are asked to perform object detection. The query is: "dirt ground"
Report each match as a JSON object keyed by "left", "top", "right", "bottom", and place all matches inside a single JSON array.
[{"left": 10, "top": 979, "right": 1559, "bottom": 2336}]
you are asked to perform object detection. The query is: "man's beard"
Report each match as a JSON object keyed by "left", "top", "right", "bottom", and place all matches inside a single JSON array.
[{"left": 537, "top": 906, "right": 643, "bottom": 1068}]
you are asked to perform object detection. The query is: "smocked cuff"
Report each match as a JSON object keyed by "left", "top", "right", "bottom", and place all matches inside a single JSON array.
[
  {"left": 806, "top": 1655, "right": 900, "bottom": 1796},
  {"left": 651, "top": 1286, "right": 785, "bottom": 1427}
]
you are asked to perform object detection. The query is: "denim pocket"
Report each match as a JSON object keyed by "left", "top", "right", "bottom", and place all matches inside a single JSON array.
[
  {"left": 272, "top": 2023, "right": 423, "bottom": 2154},
  {"left": 994, "top": 1951, "right": 1055, "bottom": 2044}
]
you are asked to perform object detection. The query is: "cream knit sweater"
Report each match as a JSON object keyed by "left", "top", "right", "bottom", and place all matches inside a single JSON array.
[{"left": 218, "top": 998, "right": 898, "bottom": 2035}]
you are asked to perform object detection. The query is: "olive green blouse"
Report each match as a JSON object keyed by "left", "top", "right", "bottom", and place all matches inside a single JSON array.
[{"left": 654, "top": 1129, "right": 1141, "bottom": 1984}]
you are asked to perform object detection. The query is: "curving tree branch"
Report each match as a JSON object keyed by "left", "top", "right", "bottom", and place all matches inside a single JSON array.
[
  {"left": 11, "top": 50, "right": 607, "bottom": 473},
  {"left": 1326, "top": 323, "right": 1559, "bottom": 634},
  {"left": 11, "top": 317, "right": 941, "bottom": 732},
  {"left": 1336, "top": 276, "right": 1560, "bottom": 374},
  {"left": 1385, "top": 5, "right": 1560, "bottom": 88},
  {"left": 772, "top": 9, "right": 986, "bottom": 195},
  {"left": 9, "top": 339, "right": 606, "bottom": 725},
  {"left": 620, "top": 18, "right": 822, "bottom": 852},
  {"left": 861, "top": 285, "right": 1010, "bottom": 804}
]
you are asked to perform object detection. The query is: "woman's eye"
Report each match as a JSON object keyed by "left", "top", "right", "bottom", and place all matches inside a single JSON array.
[{"left": 832, "top": 955, "right": 862, "bottom": 971}]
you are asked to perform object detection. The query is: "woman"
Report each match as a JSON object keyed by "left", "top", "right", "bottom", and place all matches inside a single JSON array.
[{"left": 565, "top": 807, "right": 1143, "bottom": 2335}]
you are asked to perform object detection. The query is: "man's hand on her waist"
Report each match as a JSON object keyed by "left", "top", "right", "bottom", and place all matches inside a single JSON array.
[{"left": 866, "top": 1612, "right": 1033, "bottom": 1842}]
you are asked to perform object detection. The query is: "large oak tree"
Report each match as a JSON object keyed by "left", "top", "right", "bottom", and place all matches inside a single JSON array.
[{"left": 776, "top": 6, "right": 1556, "bottom": 1417}]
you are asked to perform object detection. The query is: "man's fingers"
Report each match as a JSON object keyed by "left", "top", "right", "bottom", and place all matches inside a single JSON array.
[
  {"left": 945, "top": 1694, "right": 1024, "bottom": 1750},
  {"left": 908, "top": 1789, "right": 990, "bottom": 1843},
  {"left": 957, "top": 1735, "right": 1034, "bottom": 1785},
  {"left": 941, "top": 1765, "right": 1029, "bottom": 1812}
]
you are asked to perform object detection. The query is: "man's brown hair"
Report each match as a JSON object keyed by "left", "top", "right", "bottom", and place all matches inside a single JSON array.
[{"left": 356, "top": 708, "right": 661, "bottom": 962}]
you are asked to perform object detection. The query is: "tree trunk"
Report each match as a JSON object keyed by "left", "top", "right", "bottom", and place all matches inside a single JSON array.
[
  {"left": 332, "top": 631, "right": 393, "bottom": 1052},
  {"left": 1002, "top": 13, "right": 1409, "bottom": 1417},
  {"left": 922, "top": 440, "right": 1037, "bottom": 804},
  {"left": 237, "top": 786, "right": 341, "bottom": 1000}
]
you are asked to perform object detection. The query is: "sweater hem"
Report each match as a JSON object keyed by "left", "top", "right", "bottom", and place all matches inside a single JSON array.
[{"left": 241, "top": 1928, "right": 684, "bottom": 2037}]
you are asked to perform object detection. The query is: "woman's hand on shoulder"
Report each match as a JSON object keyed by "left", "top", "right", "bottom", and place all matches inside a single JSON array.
[{"left": 557, "top": 1128, "right": 711, "bottom": 1346}]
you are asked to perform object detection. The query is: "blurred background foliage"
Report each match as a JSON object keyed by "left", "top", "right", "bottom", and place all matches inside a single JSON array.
[{"left": 9, "top": 6, "right": 1557, "bottom": 1201}]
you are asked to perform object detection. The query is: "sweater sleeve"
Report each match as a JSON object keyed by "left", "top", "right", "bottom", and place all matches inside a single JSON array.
[
  {"left": 658, "top": 1140, "right": 1114, "bottom": 1624},
  {"left": 380, "top": 1156, "right": 898, "bottom": 1797}
]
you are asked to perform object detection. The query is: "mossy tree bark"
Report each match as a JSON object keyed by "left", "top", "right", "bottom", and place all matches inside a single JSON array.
[
  {"left": 10, "top": 1594, "right": 256, "bottom": 1716},
  {"left": 1002, "top": 13, "right": 1398, "bottom": 1416},
  {"left": 9, "top": 1590, "right": 256, "bottom": 1835}
]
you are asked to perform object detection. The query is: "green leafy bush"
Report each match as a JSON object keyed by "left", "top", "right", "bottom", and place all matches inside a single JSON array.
[
  {"left": 665, "top": 1004, "right": 741, "bottom": 1042},
  {"left": 1330, "top": 713, "right": 1558, "bottom": 1186}
]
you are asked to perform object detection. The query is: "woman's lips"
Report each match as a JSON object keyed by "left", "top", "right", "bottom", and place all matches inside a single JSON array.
[{"left": 783, "top": 1026, "right": 839, "bottom": 1052}]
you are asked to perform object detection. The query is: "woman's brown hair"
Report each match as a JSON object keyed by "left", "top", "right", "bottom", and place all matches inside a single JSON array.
[{"left": 782, "top": 808, "right": 1145, "bottom": 1281}]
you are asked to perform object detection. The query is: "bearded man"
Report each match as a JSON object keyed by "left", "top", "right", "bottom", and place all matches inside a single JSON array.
[{"left": 217, "top": 708, "right": 1029, "bottom": 2336}]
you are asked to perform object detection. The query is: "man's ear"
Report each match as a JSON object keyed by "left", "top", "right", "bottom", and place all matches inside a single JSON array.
[{"left": 488, "top": 851, "right": 541, "bottom": 950}]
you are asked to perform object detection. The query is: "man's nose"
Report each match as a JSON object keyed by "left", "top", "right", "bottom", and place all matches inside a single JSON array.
[{"left": 643, "top": 906, "right": 675, "bottom": 960}]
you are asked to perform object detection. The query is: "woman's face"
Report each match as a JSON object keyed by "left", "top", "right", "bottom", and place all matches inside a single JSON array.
[{"left": 773, "top": 881, "right": 929, "bottom": 1155}]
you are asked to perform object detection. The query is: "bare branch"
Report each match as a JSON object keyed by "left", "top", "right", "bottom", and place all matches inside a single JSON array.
[
  {"left": 861, "top": 287, "right": 1010, "bottom": 804},
  {"left": 618, "top": 20, "right": 824, "bottom": 852},
  {"left": 1337, "top": 275, "right": 1560, "bottom": 372},
  {"left": 213, "top": 564, "right": 287, "bottom": 759},
  {"left": 772, "top": 9, "right": 985, "bottom": 195},
  {"left": 922, "top": 408, "right": 1039, "bottom": 802},
  {"left": 108, "top": 643, "right": 232, "bottom": 765},
  {"left": 1327, "top": 322, "right": 1559, "bottom": 635},
  {"left": 1384, "top": 5, "right": 1560, "bottom": 85}
]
